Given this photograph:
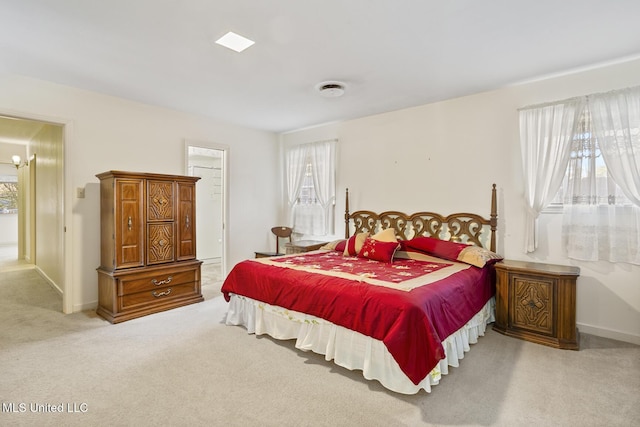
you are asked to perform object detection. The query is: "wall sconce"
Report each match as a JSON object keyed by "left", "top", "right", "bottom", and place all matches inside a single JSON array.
[{"left": 12, "top": 155, "right": 29, "bottom": 169}]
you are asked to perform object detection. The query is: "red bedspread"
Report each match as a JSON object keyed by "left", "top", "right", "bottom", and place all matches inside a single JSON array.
[{"left": 221, "top": 251, "right": 495, "bottom": 385}]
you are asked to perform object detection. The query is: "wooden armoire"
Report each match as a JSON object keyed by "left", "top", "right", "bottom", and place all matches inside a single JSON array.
[{"left": 96, "top": 171, "right": 203, "bottom": 323}]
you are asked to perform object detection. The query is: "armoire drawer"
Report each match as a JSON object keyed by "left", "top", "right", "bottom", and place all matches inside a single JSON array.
[
  {"left": 120, "top": 281, "right": 199, "bottom": 311},
  {"left": 118, "top": 269, "right": 197, "bottom": 296}
]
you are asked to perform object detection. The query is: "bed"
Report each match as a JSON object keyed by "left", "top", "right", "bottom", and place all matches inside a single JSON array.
[{"left": 221, "top": 184, "right": 500, "bottom": 394}]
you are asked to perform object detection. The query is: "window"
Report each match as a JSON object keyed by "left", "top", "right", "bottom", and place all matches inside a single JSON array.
[
  {"left": 285, "top": 140, "right": 336, "bottom": 236},
  {"left": 298, "top": 162, "right": 317, "bottom": 205},
  {"left": 519, "top": 86, "right": 640, "bottom": 265},
  {"left": 0, "top": 176, "right": 18, "bottom": 214},
  {"left": 551, "top": 106, "right": 634, "bottom": 209},
  {"left": 561, "top": 93, "right": 640, "bottom": 265}
]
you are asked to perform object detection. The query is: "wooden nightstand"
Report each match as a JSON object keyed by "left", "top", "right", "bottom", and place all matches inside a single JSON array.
[
  {"left": 255, "top": 240, "right": 327, "bottom": 258},
  {"left": 285, "top": 240, "right": 328, "bottom": 254},
  {"left": 493, "top": 260, "right": 580, "bottom": 350},
  {"left": 254, "top": 251, "right": 279, "bottom": 258}
]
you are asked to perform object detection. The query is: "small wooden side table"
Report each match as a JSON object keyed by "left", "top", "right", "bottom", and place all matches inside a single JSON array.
[
  {"left": 493, "top": 260, "right": 580, "bottom": 350},
  {"left": 255, "top": 240, "right": 328, "bottom": 258},
  {"left": 285, "top": 240, "right": 328, "bottom": 254},
  {"left": 254, "top": 251, "right": 280, "bottom": 258}
]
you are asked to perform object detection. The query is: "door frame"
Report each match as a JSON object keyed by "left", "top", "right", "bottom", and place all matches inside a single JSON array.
[
  {"left": 0, "top": 108, "right": 73, "bottom": 314},
  {"left": 184, "top": 139, "right": 229, "bottom": 279}
]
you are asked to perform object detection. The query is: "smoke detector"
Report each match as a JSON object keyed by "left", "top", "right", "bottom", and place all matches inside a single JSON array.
[{"left": 316, "top": 81, "right": 346, "bottom": 98}]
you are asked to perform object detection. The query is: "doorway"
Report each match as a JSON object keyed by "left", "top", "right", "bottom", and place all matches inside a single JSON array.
[
  {"left": 0, "top": 114, "right": 68, "bottom": 312},
  {"left": 185, "top": 141, "right": 228, "bottom": 284},
  {"left": 0, "top": 159, "right": 23, "bottom": 270},
  {"left": 0, "top": 116, "right": 40, "bottom": 271}
]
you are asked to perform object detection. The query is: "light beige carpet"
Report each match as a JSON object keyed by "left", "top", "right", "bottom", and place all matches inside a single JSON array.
[{"left": 1, "top": 268, "right": 639, "bottom": 427}]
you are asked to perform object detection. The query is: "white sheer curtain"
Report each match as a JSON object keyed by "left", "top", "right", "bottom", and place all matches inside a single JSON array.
[
  {"left": 285, "top": 143, "right": 310, "bottom": 224},
  {"left": 309, "top": 139, "right": 336, "bottom": 235},
  {"left": 562, "top": 87, "right": 640, "bottom": 265},
  {"left": 519, "top": 98, "right": 585, "bottom": 252},
  {"left": 284, "top": 139, "right": 337, "bottom": 236},
  {"left": 591, "top": 87, "right": 640, "bottom": 205}
]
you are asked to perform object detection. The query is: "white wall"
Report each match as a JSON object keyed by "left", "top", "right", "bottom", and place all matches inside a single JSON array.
[
  {"left": 31, "top": 124, "right": 64, "bottom": 289},
  {"left": 0, "top": 214, "right": 17, "bottom": 245},
  {"left": 282, "top": 58, "right": 640, "bottom": 345},
  {"left": 0, "top": 74, "right": 279, "bottom": 312}
]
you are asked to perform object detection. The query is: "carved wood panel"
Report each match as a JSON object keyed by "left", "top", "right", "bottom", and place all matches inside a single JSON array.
[
  {"left": 344, "top": 184, "right": 497, "bottom": 251},
  {"left": 349, "top": 210, "right": 491, "bottom": 248},
  {"left": 147, "top": 223, "right": 175, "bottom": 264},
  {"left": 147, "top": 180, "right": 174, "bottom": 221},
  {"left": 511, "top": 276, "right": 555, "bottom": 336}
]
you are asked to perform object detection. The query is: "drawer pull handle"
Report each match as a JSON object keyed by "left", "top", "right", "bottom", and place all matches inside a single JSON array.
[
  {"left": 152, "top": 288, "right": 172, "bottom": 298},
  {"left": 185, "top": 214, "right": 190, "bottom": 229},
  {"left": 151, "top": 276, "right": 173, "bottom": 286},
  {"left": 127, "top": 216, "right": 132, "bottom": 230}
]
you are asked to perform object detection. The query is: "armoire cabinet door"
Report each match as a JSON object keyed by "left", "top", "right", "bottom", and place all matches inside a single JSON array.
[
  {"left": 177, "top": 181, "right": 196, "bottom": 260},
  {"left": 146, "top": 180, "right": 175, "bottom": 264},
  {"left": 147, "top": 180, "right": 174, "bottom": 221},
  {"left": 147, "top": 223, "right": 175, "bottom": 264},
  {"left": 115, "top": 178, "right": 144, "bottom": 268}
]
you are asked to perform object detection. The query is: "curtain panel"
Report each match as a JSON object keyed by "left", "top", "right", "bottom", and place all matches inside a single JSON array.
[
  {"left": 590, "top": 87, "right": 640, "bottom": 206},
  {"left": 520, "top": 86, "right": 640, "bottom": 265},
  {"left": 562, "top": 87, "right": 640, "bottom": 265},
  {"left": 518, "top": 98, "right": 585, "bottom": 252},
  {"left": 284, "top": 139, "right": 337, "bottom": 236},
  {"left": 309, "top": 140, "right": 337, "bottom": 235}
]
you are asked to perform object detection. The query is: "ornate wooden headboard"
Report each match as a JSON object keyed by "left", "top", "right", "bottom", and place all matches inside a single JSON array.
[{"left": 345, "top": 184, "right": 498, "bottom": 252}]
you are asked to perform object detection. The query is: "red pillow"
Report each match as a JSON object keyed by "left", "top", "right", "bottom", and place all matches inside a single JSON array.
[
  {"left": 357, "top": 237, "right": 401, "bottom": 263},
  {"left": 403, "top": 236, "right": 468, "bottom": 261},
  {"left": 335, "top": 240, "right": 346, "bottom": 252},
  {"left": 344, "top": 232, "right": 369, "bottom": 256}
]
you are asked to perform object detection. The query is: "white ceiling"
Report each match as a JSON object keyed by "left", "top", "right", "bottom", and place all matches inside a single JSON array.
[{"left": 1, "top": 0, "right": 640, "bottom": 134}]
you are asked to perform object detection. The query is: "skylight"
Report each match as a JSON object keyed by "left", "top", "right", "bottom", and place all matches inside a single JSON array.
[{"left": 215, "top": 32, "right": 255, "bottom": 53}]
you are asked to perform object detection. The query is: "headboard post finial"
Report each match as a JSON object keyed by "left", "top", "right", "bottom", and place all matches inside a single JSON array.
[
  {"left": 345, "top": 188, "right": 350, "bottom": 239},
  {"left": 490, "top": 183, "right": 497, "bottom": 252}
]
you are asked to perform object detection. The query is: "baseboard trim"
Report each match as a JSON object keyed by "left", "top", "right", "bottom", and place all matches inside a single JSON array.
[
  {"left": 35, "top": 266, "right": 62, "bottom": 296},
  {"left": 577, "top": 322, "right": 640, "bottom": 346},
  {"left": 74, "top": 301, "right": 98, "bottom": 312}
]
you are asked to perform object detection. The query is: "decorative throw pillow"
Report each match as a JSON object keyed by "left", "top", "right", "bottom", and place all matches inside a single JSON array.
[
  {"left": 456, "top": 245, "right": 503, "bottom": 268},
  {"left": 320, "top": 239, "right": 346, "bottom": 251},
  {"left": 343, "top": 232, "right": 369, "bottom": 256},
  {"left": 371, "top": 228, "right": 398, "bottom": 243},
  {"left": 357, "top": 237, "right": 401, "bottom": 263},
  {"left": 403, "top": 236, "right": 502, "bottom": 268},
  {"left": 403, "top": 236, "right": 468, "bottom": 261}
]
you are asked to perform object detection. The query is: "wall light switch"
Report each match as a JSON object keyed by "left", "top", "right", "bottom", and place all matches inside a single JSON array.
[{"left": 76, "top": 187, "right": 85, "bottom": 199}]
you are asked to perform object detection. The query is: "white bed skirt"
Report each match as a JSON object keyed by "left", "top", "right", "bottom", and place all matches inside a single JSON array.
[{"left": 224, "top": 294, "right": 495, "bottom": 395}]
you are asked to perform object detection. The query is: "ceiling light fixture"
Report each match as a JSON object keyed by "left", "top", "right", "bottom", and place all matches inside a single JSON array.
[
  {"left": 215, "top": 31, "right": 255, "bottom": 53},
  {"left": 316, "top": 81, "right": 346, "bottom": 98}
]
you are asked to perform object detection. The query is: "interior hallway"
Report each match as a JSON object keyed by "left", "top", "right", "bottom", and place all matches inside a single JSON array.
[{"left": 0, "top": 243, "right": 30, "bottom": 272}]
